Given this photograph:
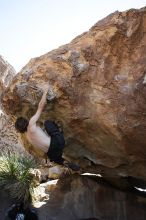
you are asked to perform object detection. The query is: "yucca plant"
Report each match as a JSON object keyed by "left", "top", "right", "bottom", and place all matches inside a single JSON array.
[{"left": 0, "top": 151, "right": 37, "bottom": 204}]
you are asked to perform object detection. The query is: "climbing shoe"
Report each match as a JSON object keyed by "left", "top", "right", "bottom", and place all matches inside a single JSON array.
[{"left": 64, "top": 161, "right": 80, "bottom": 171}]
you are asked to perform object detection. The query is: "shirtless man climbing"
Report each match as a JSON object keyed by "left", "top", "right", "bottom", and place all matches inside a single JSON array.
[{"left": 15, "top": 84, "right": 80, "bottom": 170}]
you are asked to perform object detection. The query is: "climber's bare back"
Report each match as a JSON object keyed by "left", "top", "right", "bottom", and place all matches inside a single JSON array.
[{"left": 26, "top": 124, "right": 51, "bottom": 153}]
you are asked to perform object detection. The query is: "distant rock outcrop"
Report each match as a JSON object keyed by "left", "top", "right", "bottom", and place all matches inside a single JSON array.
[
  {"left": 2, "top": 8, "right": 146, "bottom": 185},
  {"left": 0, "top": 56, "right": 24, "bottom": 153},
  {"left": 0, "top": 55, "right": 15, "bottom": 99},
  {"left": 0, "top": 55, "right": 15, "bottom": 86}
]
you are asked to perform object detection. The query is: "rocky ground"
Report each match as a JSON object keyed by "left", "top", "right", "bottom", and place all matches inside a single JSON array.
[{"left": 1, "top": 173, "right": 146, "bottom": 220}]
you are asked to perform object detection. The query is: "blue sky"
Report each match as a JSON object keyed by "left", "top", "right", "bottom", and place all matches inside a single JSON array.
[{"left": 0, "top": 0, "right": 145, "bottom": 72}]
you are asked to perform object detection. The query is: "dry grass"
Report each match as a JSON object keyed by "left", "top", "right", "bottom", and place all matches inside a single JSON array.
[{"left": 0, "top": 151, "right": 37, "bottom": 204}]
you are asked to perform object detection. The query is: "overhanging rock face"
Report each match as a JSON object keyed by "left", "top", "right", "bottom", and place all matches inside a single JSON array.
[{"left": 2, "top": 8, "right": 146, "bottom": 180}]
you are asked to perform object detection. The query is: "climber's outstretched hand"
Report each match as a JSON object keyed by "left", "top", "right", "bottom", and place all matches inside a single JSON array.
[{"left": 39, "top": 82, "right": 49, "bottom": 93}]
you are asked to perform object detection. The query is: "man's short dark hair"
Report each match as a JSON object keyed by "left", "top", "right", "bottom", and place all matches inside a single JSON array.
[{"left": 15, "top": 117, "right": 29, "bottom": 133}]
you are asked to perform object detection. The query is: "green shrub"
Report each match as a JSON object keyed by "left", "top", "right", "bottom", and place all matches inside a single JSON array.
[{"left": 0, "top": 152, "right": 37, "bottom": 204}]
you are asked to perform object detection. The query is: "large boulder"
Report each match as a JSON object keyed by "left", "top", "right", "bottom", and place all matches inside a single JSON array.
[{"left": 2, "top": 8, "right": 146, "bottom": 181}]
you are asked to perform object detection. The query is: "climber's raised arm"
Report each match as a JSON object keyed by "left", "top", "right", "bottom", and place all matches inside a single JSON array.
[{"left": 29, "top": 85, "right": 49, "bottom": 128}]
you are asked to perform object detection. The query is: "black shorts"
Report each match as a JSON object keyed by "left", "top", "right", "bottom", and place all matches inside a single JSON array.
[{"left": 44, "top": 120, "right": 65, "bottom": 164}]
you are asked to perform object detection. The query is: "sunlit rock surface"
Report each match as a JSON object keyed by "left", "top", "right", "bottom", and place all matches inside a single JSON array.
[
  {"left": 0, "top": 56, "right": 24, "bottom": 153},
  {"left": 2, "top": 8, "right": 146, "bottom": 183},
  {"left": 33, "top": 175, "right": 146, "bottom": 220},
  {"left": 29, "top": 164, "right": 80, "bottom": 184}
]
